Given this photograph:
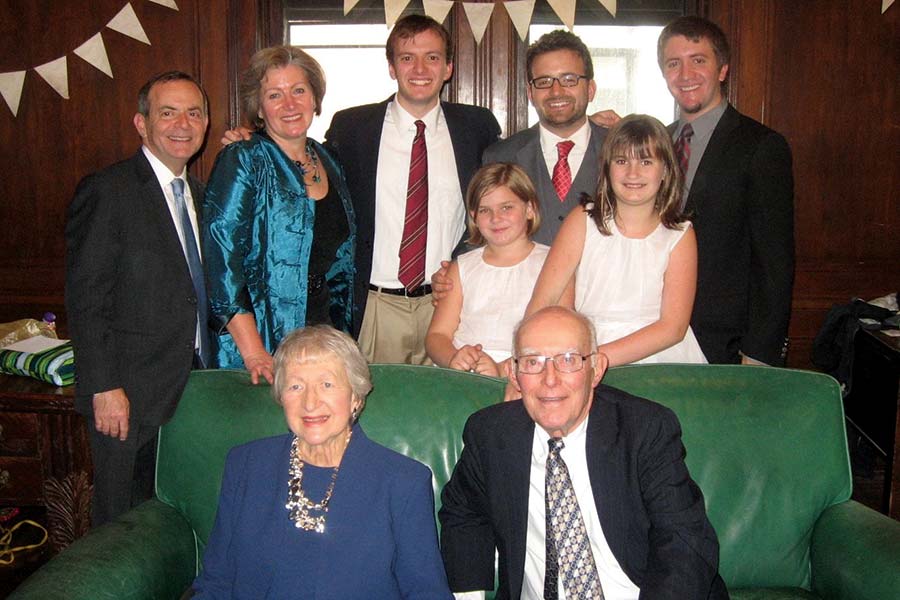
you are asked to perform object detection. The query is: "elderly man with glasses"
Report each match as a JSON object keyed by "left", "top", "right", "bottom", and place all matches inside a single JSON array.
[{"left": 440, "top": 306, "right": 728, "bottom": 599}]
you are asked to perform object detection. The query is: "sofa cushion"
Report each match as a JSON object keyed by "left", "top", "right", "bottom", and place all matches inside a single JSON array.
[{"left": 602, "top": 365, "right": 851, "bottom": 591}]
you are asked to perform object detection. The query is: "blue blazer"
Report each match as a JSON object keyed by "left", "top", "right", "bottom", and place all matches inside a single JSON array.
[{"left": 193, "top": 425, "right": 452, "bottom": 599}]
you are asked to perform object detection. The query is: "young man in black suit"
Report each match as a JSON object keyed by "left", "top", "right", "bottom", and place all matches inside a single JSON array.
[
  {"left": 659, "top": 17, "right": 795, "bottom": 366},
  {"left": 65, "top": 71, "right": 211, "bottom": 526},
  {"left": 440, "top": 306, "right": 727, "bottom": 599},
  {"left": 324, "top": 15, "right": 501, "bottom": 364}
]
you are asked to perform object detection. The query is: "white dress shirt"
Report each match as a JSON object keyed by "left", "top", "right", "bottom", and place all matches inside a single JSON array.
[
  {"left": 538, "top": 119, "right": 592, "bottom": 184},
  {"left": 370, "top": 100, "right": 464, "bottom": 287}
]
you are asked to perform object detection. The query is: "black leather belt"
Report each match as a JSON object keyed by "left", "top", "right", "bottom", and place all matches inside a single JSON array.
[{"left": 368, "top": 283, "right": 433, "bottom": 298}]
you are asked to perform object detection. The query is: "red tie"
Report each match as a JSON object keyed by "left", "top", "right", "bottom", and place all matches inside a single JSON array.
[
  {"left": 674, "top": 123, "right": 693, "bottom": 174},
  {"left": 551, "top": 140, "right": 575, "bottom": 202},
  {"left": 398, "top": 120, "right": 428, "bottom": 291}
]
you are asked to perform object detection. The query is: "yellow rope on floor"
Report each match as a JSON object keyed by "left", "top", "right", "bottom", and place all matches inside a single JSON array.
[{"left": 0, "top": 519, "right": 48, "bottom": 565}]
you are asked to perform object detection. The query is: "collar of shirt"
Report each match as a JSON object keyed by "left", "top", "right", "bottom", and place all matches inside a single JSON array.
[
  {"left": 531, "top": 411, "right": 590, "bottom": 461},
  {"left": 387, "top": 97, "right": 444, "bottom": 139},
  {"left": 675, "top": 99, "right": 727, "bottom": 143},
  {"left": 538, "top": 118, "right": 591, "bottom": 180},
  {"left": 142, "top": 145, "right": 189, "bottom": 195}
]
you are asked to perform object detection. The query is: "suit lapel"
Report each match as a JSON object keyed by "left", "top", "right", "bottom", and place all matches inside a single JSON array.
[
  {"left": 443, "top": 101, "right": 479, "bottom": 192},
  {"left": 686, "top": 104, "right": 740, "bottom": 215},
  {"left": 568, "top": 122, "right": 605, "bottom": 202},
  {"left": 499, "top": 403, "right": 536, "bottom": 600}
]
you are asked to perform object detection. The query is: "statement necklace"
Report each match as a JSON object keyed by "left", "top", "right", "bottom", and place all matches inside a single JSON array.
[
  {"left": 294, "top": 141, "right": 321, "bottom": 184},
  {"left": 285, "top": 430, "right": 351, "bottom": 533}
]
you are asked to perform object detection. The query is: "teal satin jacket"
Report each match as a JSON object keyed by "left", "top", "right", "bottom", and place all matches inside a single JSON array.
[{"left": 202, "top": 133, "right": 356, "bottom": 368}]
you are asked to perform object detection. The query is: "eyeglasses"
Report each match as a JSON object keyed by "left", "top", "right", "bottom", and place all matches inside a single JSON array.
[
  {"left": 514, "top": 352, "right": 595, "bottom": 374},
  {"left": 529, "top": 74, "right": 589, "bottom": 89}
]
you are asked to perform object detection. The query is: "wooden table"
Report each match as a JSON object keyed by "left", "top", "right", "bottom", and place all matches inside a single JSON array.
[{"left": 0, "top": 373, "right": 91, "bottom": 552}]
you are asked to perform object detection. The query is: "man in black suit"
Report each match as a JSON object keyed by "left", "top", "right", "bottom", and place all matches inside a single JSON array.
[
  {"left": 482, "top": 30, "right": 608, "bottom": 244},
  {"left": 659, "top": 16, "right": 795, "bottom": 366},
  {"left": 65, "top": 71, "right": 210, "bottom": 526},
  {"left": 440, "top": 306, "right": 727, "bottom": 599},
  {"left": 325, "top": 15, "right": 500, "bottom": 363}
]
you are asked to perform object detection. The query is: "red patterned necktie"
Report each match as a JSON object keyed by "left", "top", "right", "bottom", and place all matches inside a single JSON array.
[
  {"left": 674, "top": 123, "right": 694, "bottom": 174},
  {"left": 551, "top": 140, "right": 575, "bottom": 202},
  {"left": 398, "top": 120, "right": 428, "bottom": 291}
]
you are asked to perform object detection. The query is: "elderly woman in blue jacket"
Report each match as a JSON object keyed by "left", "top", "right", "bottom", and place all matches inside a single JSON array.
[
  {"left": 203, "top": 46, "right": 354, "bottom": 383},
  {"left": 191, "top": 325, "right": 452, "bottom": 599}
]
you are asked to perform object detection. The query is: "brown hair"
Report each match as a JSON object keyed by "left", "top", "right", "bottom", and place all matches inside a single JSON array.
[
  {"left": 657, "top": 16, "right": 731, "bottom": 71},
  {"left": 526, "top": 29, "right": 593, "bottom": 81},
  {"left": 241, "top": 46, "right": 326, "bottom": 130},
  {"left": 584, "top": 114, "right": 685, "bottom": 235},
  {"left": 464, "top": 163, "right": 541, "bottom": 246},
  {"left": 386, "top": 14, "right": 453, "bottom": 64}
]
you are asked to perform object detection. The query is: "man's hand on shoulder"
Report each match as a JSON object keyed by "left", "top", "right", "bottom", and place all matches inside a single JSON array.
[
  {"left": 589, "top": 109, "right": 622, "bottom": 128},
  {"left": 431, "top": 260, "right": 453, "bottom": 306},
  {"left": 93, "top": 388, "right": 130, "bottom": 441},
  {"left": 220, "top": 126, "right": 253, "bottom": 146}
]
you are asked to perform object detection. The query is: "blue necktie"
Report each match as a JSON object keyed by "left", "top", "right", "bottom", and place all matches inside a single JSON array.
[{"left": 171, "top": 178, "right": 210, "bottom": 367}]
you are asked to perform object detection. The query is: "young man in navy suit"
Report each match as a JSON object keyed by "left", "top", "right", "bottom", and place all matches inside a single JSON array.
[
  {"left": 659, "top": 17, "right": 795, "bottom": 366},
  {"left": 440, "top": 306, "right": 727, "bottom": 598},
  {"left": 66, "top": 71, "right": 210, "bottom": 526}
]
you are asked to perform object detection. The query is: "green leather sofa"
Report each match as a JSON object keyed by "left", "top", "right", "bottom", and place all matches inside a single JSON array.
[{"left": 10, "top": 364, "right": 900, "bottom": 599}]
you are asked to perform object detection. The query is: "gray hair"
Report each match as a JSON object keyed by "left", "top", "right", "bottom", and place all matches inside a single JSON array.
[
  {"left": 137, "top": 71, "right": 207, "bottom": 117},
  {"left": 272, "top": 326, "right": 372, "bottom": 416}
]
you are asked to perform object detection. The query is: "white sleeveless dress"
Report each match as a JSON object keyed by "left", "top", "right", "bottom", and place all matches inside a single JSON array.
[
  {"left": 453, "top": 244, "right": 550, "bottom": 362},
  {"left": 575, "top": 217, "right": 707, "bottom": 364}
]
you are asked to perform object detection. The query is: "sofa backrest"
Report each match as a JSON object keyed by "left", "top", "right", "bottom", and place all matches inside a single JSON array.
[
  {"left": 157, "top": 364, "right": 850, "bottom": 592},
  {"left": 602, "top": 365, "right": 851, "bottom": 590},
  {"left": 155, "top": 366, "right": 505, "bottom": 552}
]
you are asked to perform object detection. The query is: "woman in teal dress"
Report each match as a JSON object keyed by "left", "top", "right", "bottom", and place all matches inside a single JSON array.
[{"left": 203, "top": 46, "right": 355, "bottom": 382}]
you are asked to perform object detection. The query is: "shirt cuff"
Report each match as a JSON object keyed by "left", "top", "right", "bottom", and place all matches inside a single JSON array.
[{"left": 453, "top": 592, "right": 486, "bottom": 600}]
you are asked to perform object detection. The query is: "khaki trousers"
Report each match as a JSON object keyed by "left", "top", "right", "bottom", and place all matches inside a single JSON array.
[{"left": 359, "top": 289, "right": 435, "bottom": 365}]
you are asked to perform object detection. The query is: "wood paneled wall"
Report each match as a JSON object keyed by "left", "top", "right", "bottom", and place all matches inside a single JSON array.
[{"left": 1, "top": 0, "right": 897, "bottom": 370}]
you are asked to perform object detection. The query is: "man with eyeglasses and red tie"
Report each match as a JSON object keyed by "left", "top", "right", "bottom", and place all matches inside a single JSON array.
[{"left": 440, "top": 306, "right": 728, "bottom": 599}]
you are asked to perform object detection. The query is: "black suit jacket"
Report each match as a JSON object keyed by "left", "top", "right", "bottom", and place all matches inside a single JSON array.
[
  {"left": 482, "top": 120, "right": 607, "bottom": 245},
  {"left": 65, "top": 150, "right": 202, "bottom": 426},
  {"left": 439, "top": 385, "right": 727, "bottom": 599},
  {"left": 325, "top": 98, "right": 501, "bottom": 336},
  {"left": 679, "top": 105, "right": 795, "bottom": 365}
]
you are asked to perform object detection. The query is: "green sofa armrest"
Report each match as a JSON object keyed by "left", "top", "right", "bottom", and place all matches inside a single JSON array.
[
  {"left": 10, "top": 500, "right": 197, "bottom": 600},
  {"left": 810, "top": 500, "right": 900, "bottom": 600}
]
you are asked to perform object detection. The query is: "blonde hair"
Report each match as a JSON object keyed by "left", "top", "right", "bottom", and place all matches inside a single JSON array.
[
  {"left": 241, "top": 45, "right": 326, "bottom": 130},
  {"left": 465, "top": 163, "right": 542, "bottom": 246},
  {"left": 585, "top": 114, "right": 685, "bottom": 235}
]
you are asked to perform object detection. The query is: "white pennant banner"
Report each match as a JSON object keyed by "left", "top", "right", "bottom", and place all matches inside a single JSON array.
[
  {"left": 546, "top": 0, "right": 577, "bottom": 30},
  {"left": 884, "top": 0, "right": 895, "bottom": 12},
  {"left": 384, "top": 0, "right": 412, "bottom": 27},
  {"left": 344, "top": 0, "right": 362, "bottom": 15},
  {"left": 503, "top": 1, "right": 536, "bottom": 42},
  {"left": 598, "top": 0, "right": 616, "bottom": 17},
  {"left": 423, "top": 0, "right": 455, "bottom": 25},
  {"left": 73, "top": 33, "right": 113, "bottom": 78},
  {"left": 107, "top": 3, "right": 151, "bottom": 45},
  {"left": 34, "top": 56, "right": 69, "bottom": 99},
  {"left": 0, "top": 71, "right": 27, "bottom": 116},
  {"left": 462, "top": 2, "right": 494, "bottom": 44}
]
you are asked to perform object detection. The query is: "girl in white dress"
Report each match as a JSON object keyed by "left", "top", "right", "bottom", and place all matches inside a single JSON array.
[
  {"left": 426, "top": 163, "right": 573, "bottom": 377},
  {"left": 528, "top": 114, "right": 707, "bottom": 365}
]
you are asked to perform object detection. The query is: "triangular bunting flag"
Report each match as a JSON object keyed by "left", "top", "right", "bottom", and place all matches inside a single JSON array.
[
  {"left": 344, "top": 0, "right": 361, "bottom": 15},
  {"left": 73, "top": 33, "right": 113, "bottom": 78},
  {"left": 423, "top": 0, "right": 454, "bottom": 25},
  {"left": 384, "top": 0, "right": 412, "bottom": 27},
  {"left": 34, "top": 56, "right": 70, "bottom": 99},
  {"left": 462, "top": 3, "right": 494, "bottom": 45},
  {"left": 884, "top": 0, "right": 895, "bottom": 13},
  {"left": 147, "top": 0, "right": 179, "bottom": 8},
  {"left": 107, "top": 3, "right": 151, "bottom": 45},
  {"left": 503, "top": 1, "right": 536, "bottom": 42},
  {"left": 0, "top": 71, "right": 27, "bottom": 116},
  {"left": 546, "top": 0, "right": 577, "bottom": 30},
  {"left": 598, "top": 0, "right": 617, "bottom": 17}
]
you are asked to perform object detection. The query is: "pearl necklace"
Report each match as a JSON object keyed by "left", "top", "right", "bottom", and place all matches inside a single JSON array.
[
  {"left": 294, "top": 141, "right": 321, "bottom": 184},
  {"left": 285, "top": 430, "right": 351, "bottom": 533}
]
